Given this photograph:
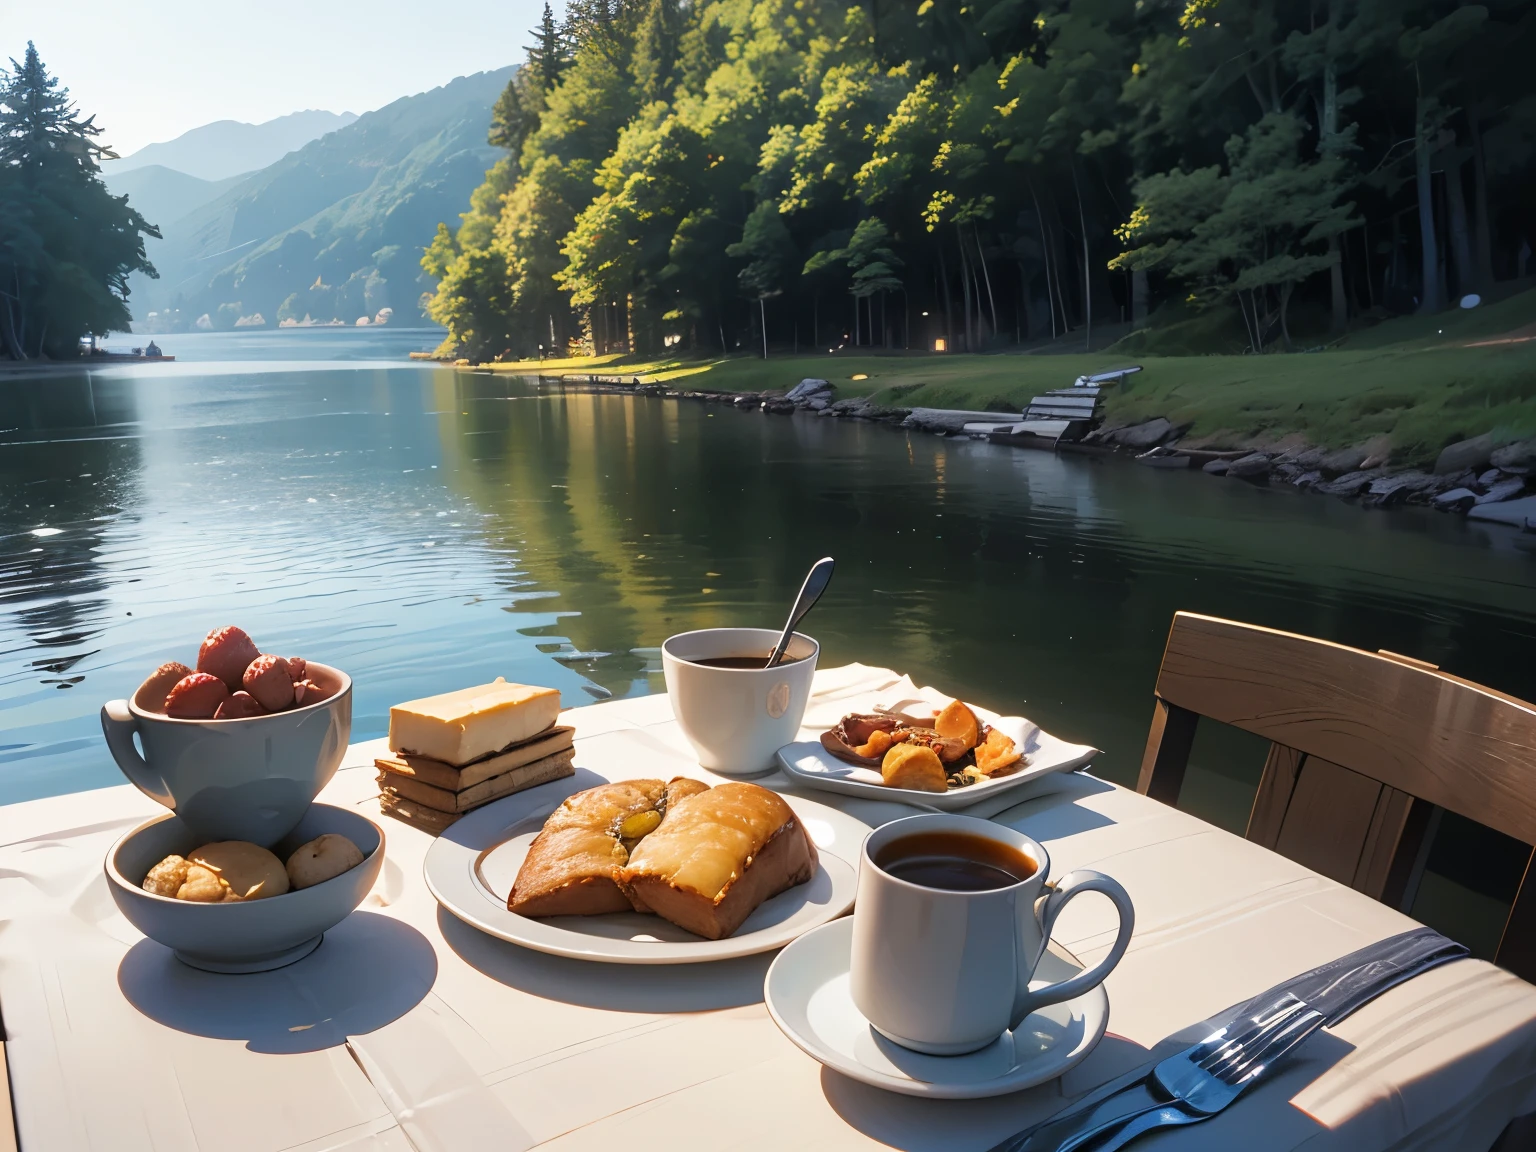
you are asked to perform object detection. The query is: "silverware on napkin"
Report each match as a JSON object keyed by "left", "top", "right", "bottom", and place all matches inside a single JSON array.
[
  {"left": 1051, "top": 994, "right": 1326, "bottom": 1152},
  {"left": 994, "top": 927, "right": 1468, "bottom": 1152}
]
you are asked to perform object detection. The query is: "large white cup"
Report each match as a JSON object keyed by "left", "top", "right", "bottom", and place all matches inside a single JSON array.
[
  {"left": 850, "top": 813, "right": 1134, "bottom": 1055},
  {"left": 662, "top": 627, "right": 819, "bottom": 776}
]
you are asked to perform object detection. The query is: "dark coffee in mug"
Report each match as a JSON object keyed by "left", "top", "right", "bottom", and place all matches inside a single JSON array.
[
  {"left": 689, "top": 654, "right": 803, "bottom": 669},
  {"left": 873, "top": 831, "right": 1037, "bottom": 892}
]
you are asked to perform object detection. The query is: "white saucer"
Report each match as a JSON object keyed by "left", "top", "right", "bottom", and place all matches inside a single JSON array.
[
  {"left": 764, "top": 917, "right": 1108, "bottom": 1098},
  {"left": 424, "top": 773, "right": 867, "bottom": 964}
]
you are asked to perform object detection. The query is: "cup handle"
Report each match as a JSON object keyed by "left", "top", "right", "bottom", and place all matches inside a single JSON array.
[
  {"left": 100, "top": 699, "right": 173, "bottom": 807},
  {"left": 1010, "top": 869, "right": 1135, "bottom": 1029}
]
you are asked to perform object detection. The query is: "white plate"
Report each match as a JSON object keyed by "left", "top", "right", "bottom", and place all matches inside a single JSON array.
[
  {"left": 765, "top": 917, "right": 1108, "bottom": 1098},
  {"left": 776, "top": 709, "right": 1098, "bottom": 811},
  {"left": 423, "top": 771, "right": 867, "bottom": 964}
]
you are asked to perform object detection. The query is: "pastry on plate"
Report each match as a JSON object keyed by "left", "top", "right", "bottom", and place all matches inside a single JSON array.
[
  {"left": 508, "top": 777, "right": 706, "bottom": 916},
  {"left": 618, "top": 782, "right": 818, "bottom": 940},
  {"left": 819, "top": 701, "right": 1025, "bottom": 790}
]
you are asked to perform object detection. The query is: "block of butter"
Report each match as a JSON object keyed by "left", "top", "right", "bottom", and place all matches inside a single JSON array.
[{"left": 389, "top": 678, "right": 561, "bottom": 767}]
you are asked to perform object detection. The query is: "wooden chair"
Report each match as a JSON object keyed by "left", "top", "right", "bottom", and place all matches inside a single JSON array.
[{"left": 1137, "top": 611, "right": 1536, "bottom": 982}]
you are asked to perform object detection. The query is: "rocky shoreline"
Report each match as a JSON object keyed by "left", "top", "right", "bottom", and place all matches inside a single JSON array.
[
  {"left": 1088, "top": 419, "right": 1536, "bottom": 527},
  {"left": 543, "top": 373, "right": 1536, "bottom": 531}
]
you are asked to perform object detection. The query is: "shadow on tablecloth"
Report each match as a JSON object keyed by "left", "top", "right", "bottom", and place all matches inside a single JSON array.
[
  {"left": 437, "top": 905, "right": 775, "bottom": 1012},
  {"left": 117, "top": 910, "right": 437, "bottom": 1053}
]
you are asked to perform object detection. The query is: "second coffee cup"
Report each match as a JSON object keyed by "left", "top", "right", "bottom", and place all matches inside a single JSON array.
[
  {"left": 850, "top": 813, "right": 1134, "bottom": 1055},
  {"left": 662, "top": 627, "right": 818, "bottom": 775}
]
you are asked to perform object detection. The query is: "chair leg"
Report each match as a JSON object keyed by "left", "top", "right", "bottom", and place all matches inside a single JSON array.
[
  {"left": 1137, "top": 698, "right": 1198, "bottom": 806},
  {"left": 1495, "top": 850, "right": 1536, "bottom": 984}
]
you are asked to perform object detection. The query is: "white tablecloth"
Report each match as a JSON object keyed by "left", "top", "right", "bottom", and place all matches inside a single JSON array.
[{"left": 4, "top": 663, "right": 1536, "bottom": 1151}]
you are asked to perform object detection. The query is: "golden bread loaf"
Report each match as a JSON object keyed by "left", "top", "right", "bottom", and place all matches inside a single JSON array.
[
  {"left": 508, "top": 777, "right": 708, "bottom": 916},
  {"left": 618, "top": 782, "right": 817, "bottom": 940}
]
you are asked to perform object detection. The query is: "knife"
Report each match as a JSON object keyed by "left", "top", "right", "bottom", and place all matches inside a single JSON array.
[{"left": 992, "top": 927, "right": 1467, "bottom": 1152}]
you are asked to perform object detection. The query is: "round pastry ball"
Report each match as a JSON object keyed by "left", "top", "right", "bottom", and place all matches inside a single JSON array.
[
  {"left": 178, "top": 841, "right": 290, "bottom": 902},
  {"left": 142, "top": 854, "right": 190, "bottom": 897},
  {"left": 286, "top": 834, "right": 365, "bottom": 890}
]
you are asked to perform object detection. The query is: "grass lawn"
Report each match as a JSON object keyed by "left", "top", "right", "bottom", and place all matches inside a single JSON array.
[{"left": 488, "top": 287, "right": 1536, "bottom": 465}]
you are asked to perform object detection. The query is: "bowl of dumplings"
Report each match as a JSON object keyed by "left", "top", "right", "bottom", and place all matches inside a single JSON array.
[{"left": 105, "top": 801, "right": 384, "bottom": 972}]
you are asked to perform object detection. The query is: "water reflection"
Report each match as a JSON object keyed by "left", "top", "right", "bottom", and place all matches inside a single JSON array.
[{"left": 2, "top": 355, "right": 1534, "bottom": 954}]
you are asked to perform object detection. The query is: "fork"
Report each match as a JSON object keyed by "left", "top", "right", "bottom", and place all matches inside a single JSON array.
[{"left": 1051, "top": 994, "right": 1325, "bottom": 1152}]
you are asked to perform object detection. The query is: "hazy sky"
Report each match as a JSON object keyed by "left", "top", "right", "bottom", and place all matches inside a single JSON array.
[{"left": 4, "top": 0, "right": 542, "bottom": 156}]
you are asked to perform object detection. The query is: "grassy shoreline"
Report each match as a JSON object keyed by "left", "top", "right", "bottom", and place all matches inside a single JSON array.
[{"left": 487, "top": 334, "right": 1536, "bottom": 470}]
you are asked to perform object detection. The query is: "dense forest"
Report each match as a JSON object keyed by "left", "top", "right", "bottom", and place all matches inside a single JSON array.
[
  {"left": 424, "top": 0, "right": 1536, "bottom": 361},
  {"left": 0, "top": 44, "right": 156, "bottom": 360}
]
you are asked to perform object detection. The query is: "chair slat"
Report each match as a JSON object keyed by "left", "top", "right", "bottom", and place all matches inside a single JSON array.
[
  {"left": 1354, "top": 785, "right": 1418, "bottom": 899},
  {"left": 1246, "top": 743, "right": 1304, "bottom": 849},
  {"left": 1273, "top": 758, "right": 1384, "bottom": 886}
]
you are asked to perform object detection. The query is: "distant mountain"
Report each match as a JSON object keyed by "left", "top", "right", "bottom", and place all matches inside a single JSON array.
[
  {"left": 128, "top": 69, "right": 513, "bottom": 332},
  {"left": 105, "top": 110, "right": 358, "bottom": 182},
  {"left": 101, "top": 166, "right": 247, "bottom": 235}
]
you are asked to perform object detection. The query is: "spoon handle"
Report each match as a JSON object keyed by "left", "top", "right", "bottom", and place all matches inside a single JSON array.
[{"left": 766, "top": 557, "right": 835, "bottom": 668}]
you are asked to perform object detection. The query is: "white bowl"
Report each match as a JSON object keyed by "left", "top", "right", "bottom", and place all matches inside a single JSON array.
[{"left": 106, "top": 802, "right": 384, "bottom": 973}]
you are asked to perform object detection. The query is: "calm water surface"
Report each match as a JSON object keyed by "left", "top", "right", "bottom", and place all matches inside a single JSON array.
[{"left": 5, "top": 330, "right": 1534, "bottom": 951}]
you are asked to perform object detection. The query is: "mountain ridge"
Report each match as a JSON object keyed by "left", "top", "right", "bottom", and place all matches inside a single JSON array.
[
  {"left": 105, "top": 109, "right": 359, "bottom": 182},
  {"left": 101, "top": 166, "right": 248, "bottom": 236},
  {"left": 128, "top": 68, "right": 513, "bottom": 331}
]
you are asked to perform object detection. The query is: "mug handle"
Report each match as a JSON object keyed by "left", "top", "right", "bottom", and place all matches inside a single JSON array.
[
  {"left": 1010, "top": 869, "right": 1135, "bottom": 1029},
  {"left": 100, "top": 699, "right": 173, "bottom": 807}
]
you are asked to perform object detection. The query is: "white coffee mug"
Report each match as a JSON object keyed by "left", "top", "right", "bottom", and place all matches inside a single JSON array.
[
  {"left": 662, "top": 627, "right": 818, "bottom": 775},
  {"left": 850, "top": 813, "right": 1134, "bottom": 1055}
]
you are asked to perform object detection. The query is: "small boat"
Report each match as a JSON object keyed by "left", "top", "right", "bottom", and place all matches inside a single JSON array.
[{"left": 1135, "top": 446, "right": 1192, "bottom": 469}]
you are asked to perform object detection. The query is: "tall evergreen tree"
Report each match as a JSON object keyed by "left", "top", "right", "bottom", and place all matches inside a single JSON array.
[
  {"left": 631, "top": 0, "right": 680, "bottom": 104},
  {"left": 0, "top": 43, "right": 158, "bottom": 359},
  {"left": 528, "top": 2, "right": 571, "bottom": 92}
]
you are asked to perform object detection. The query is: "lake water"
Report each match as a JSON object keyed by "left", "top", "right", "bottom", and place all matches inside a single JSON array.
[{"left": 5, "top": 328, "right": 1534, "bottom": 953}]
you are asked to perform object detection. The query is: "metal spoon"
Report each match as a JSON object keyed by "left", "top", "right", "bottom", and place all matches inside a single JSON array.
[{"left": 765, "top": 557, "right": 835, "bottom": 669}]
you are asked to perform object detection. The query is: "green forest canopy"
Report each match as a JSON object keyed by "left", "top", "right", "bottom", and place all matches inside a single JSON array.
[
  {"left": 425, "top": 0, "right": 1536, "bottom": 362},
  {"left": 0, "top": 43, "right": 157, "bottom": 359}
]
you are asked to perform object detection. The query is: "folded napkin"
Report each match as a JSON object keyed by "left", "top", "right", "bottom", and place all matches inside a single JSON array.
[
  {"left": 1004, "top": 928, "right": 1471, "bottom": 1152},
  {"left": 1228, "top": 926, "right": 1468, "bottom": 1026}
]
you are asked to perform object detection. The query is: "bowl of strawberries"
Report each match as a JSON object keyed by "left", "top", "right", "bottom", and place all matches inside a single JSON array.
[{"left": 100, "top": 626, "right": 352, "bottom": 847}]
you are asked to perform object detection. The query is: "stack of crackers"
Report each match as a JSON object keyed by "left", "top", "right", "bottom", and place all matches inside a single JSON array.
[{"left": 377, "top": 679, "right": 577, "bottom": 833}]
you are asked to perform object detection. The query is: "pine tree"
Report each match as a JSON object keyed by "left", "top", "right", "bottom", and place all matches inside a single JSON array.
[
  {"left": 0, "top": 43, "right": 158, "bottom": 359},
  {"left": 0, "top": 42, "right": 114, "bottom": 174},
  {"left": 528, "top": 3, "right": 570, "bottom": 92},
  {"left": 631, "top": 0, "right": 679, "bottom": 105}
]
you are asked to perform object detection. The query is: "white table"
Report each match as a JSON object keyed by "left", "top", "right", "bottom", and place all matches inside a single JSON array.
[{"left": 4, "top": 663, "right": 1536, "bottom": 1151}]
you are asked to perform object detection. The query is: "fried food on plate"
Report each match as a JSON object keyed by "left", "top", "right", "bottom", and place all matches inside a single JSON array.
[
  {"left": 881, "top": 743, "right": 949, "bottom": 792},
  {"left": 975, "top": 727, "right": 1022, "bottom": 776},
  {"left": 823, "top": 699, "right": 1030, "bottom": 791},
  {"left": 934, "top": 700, "right": 980, "bottom": 749}
]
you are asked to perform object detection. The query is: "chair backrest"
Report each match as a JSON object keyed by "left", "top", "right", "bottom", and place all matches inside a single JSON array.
[{"left": 1137, "top": 611, "right": 1536, "bottom": 981}]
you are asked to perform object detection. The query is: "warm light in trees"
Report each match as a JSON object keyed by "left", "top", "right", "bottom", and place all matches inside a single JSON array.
[{"left": 933, "top": 338, "right": 946, "bottom": 352}]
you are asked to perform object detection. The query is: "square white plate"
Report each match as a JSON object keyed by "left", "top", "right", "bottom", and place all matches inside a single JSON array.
[{"left": 775, "top": 709, "right": 1098, "bottom": 811}]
